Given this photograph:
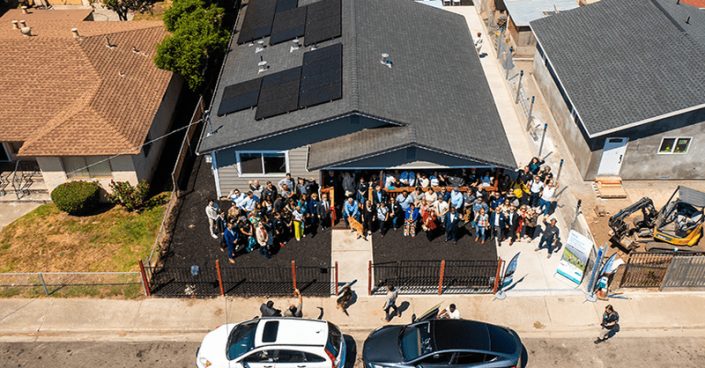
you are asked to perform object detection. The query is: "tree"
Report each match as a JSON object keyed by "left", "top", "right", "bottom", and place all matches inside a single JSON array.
[
  {"left": 154, "top": 0, "right": 230, "bottom": 91},
  {"left": 102, "top": 0, "right": 151, "bottom": 21}
]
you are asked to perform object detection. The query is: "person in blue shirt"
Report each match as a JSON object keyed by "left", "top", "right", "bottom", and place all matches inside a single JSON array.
[
  {"left": 343, "top": 197, "right": 360, "bottom": 226},
  {"left": 372, "top": 184, "right": 388, "bottom": 205},
  {"left": 450, "top": 187, "right": 464, "bottom": 210},
  {"left": 404, "top": 203, "right": 419, "bottom": 237},
  {"left": 396, "top": 191, "right": 414, "bottom": 211},
  {"left": 437, "top": 187, "right": 451, "bottom": 203},
  {"left": 223, "top": 222, "right": 239, "bottom": 263}
]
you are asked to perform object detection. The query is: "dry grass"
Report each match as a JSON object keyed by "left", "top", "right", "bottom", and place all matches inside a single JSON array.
[
  {"left": 0, "top": 199, "right": 167, "bottom": 273},
  {"left": 132, "top": 1, "right": 170, "bottom": 21}
]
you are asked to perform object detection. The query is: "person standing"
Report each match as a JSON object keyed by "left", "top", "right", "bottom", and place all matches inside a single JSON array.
[
  {"left": 382, "top": 284, "right": 399, "bottom": 322},
  {"left": 255, "top": 222, "right": 271, "bottom": 259},
  {"left": 422, "top": 207, "right": 438, "bottom": 241},
  {"left": 529, "top": 175, "right": 544, "bottom": 209},
  {"left": 539, "top": 180, "right": 557, "bottom": 216},
  {"left": 474, "top": 32, "right": 483, "bottom": 54},
  {"left": 389, "top": 197, "right": 403, "bottom": 231},
  {"left": 376, "top": 201, "right": 389, "bottom": 237},
  {"left": 535, "top": 218, "right": 560, "bottom": 258},
  {"left": 404, "top": 203, "right": 419, "bottom": 237},
  {"left": 363, "top": 200, "right": 376, "bottom": 237},
  {"left": 205, "top": 200, "right": 220, "bottom": 239},
  {"left": 372, "top": 185, "right": 388, "bottom": 205},
  {"left": 437, "top": 304, "right": 460, "bottom": 319},
  {"left": 523, "top": 209, "right": 538, "bottom": 241},
  {"left": 292, "top": 205, "right": 305, "bottom": 241},
  {"left": 284, "top": 289, "right": 304, "bottom": 317},
  {"left": 444, "top": 207, "right": 461, "bottom": 245},
  {"left": 215, "top": 211, "right": 228, "bottom": 248},
  {"left": 595, "top": 305, "right": 619, "bottom": 344},
  {"left": 507, "top": 206, "right": 521, "bottom": 246},
  {"left": 475, "top": 208, "right": 489, "bottom": 244},
  {"left": 223, "top": 222, "right": 239, "bottom": 263},
  {"left": 490, "top": 206, "right": 507, "bottom": 242},
  {"left": 317, "top": 193, "right": 331, "bottom": 231}
]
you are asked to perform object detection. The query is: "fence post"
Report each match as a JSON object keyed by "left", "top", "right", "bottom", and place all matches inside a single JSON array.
[
  {"left": 438, "top": 260, "right": 446, "bottom": 296},
  {"left": 216, "top": 260, "right": 224, "bottom": 296},
  {"left": 291, "top": 260, "right": 297, "bottom": 292},
  {"left": 39, "top": 272, "right": 49, "bottom": 296},
  {"left": 335, "top": 261, "right": 339, "bottom": 296},
  {"left": 515, "top": 70, "right": 523, "bottom": 104},
  {"left": 526, "top": 96, "right": 535, "bottom": 128},
  {"left": 538, "top": 123, "right": 548, "bottom": 156},
  {"left": 556, "top": 159, "right": 564, "bottom": 183},
  {"left": 138, "top": 259, "right": 151, "bottom": 297},
  {"left": 368, "top": 260, "right": 372, "bottom": 296},
  {"left": 492, "top": 258, "right": 503, "bottom": 294},
  {"left": 573, "top": 199, "right": 582, "bottom": 225}
]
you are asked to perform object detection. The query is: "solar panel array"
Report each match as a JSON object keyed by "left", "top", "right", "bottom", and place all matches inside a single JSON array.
[
  {"left": 275, "top": 0, "right": 298, "bottom": 13},
  {"left": 256, "top": 67, "right": 302, "bottom": 120},
  {"left": 299, "top": 43, "right": 343, "bottom": 108},
  {"left": 237, "top": 0, "right": 278, "bottom": 44},
  {"left": 304, "top": 0, "right": 341, "bottom": 46},
  {"left": 269, "top": 6, "right": 307, "bottom": 45},
  {"left": 217, "top": 78, "right": 262, "bottom": 116}
]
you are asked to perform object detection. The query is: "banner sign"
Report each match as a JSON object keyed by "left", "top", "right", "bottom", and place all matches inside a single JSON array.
[
  {"left": 600, "top": 253, "right": 618, "bottom": 277},
  {"left": 502, "top": 252, "right": 520, "bottom": 289},
  {"left": 557, "top": 230, "right": 593, "bottom": 286}
]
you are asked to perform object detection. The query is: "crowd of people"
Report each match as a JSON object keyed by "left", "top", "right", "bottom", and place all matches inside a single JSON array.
[
  {"left": 205, "top": 173, "right": 330, "bottom": 263},
  {"left": 206, "top": 156, "right": 562, "bottom": 262}
]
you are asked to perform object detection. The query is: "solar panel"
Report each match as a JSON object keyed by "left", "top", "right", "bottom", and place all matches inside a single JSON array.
[
  {"left": 299, "top": 44, "right": 342, "bottom": 108},
  {"left": 304, "top": 0, "right": 341, "bottom": 46},
  {"left": 269, "top": 6, "right": 307, "bottom": 45},
  {"left": 217, "top": 78, "right": 262, "bottom": 116},
  {"left": 275, "top": 0, "right": 298, "bottom": 13},
  {"left": 256, "top": 67, "right": 302, "bottom": 120},
  {"left": 237, "top": 0, "right": 278, "bottom": 44}
]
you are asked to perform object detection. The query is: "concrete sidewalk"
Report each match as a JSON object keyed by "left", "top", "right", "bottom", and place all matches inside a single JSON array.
[{"left": 2, "top": 292, "right": 705, "bottom": 342}]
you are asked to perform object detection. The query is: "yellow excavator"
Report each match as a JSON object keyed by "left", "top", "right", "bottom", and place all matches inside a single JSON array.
[{"left": 608, "top": 186, "right": 705, "bottom": 252}]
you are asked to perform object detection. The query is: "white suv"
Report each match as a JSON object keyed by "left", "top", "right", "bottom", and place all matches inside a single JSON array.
[{"left": 196, "top": 317, "right": 346, "bottom": 368}]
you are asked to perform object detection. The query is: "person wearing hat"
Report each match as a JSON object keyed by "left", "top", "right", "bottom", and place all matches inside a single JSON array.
[
  {"left": 284, "top": 289, "right": 303, "bottom": 317},
  {"left": 535, "top": 217, "right": 560, "bottom": 258}
]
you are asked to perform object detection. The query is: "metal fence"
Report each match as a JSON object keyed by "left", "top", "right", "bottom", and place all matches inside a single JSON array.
[
  {"left": 661, "top": 254, "right": 705, "bottom": 291},
  {"left": 144, "top": 261, "right": 336, "bottom": 298},
  {"left": 369, "top": 260, "right": 500, "bottom": 295},
  {"left": 620, "top": 252, "right": 675, "bottom": 288},
  {"left": 0, "top": 272, "right": 144, "bottom": 298}
]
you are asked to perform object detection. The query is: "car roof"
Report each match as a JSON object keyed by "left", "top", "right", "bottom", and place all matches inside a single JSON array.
[
  {"left": 255, "top": 318, "right": 328, "bottom": 347},
  {"left": 431, "top": 319, "right": 490, "bottom": 351}
]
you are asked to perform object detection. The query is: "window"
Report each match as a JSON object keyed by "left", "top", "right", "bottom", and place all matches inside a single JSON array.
[
  {"left": 417, "top": 352, "right": 453, "bottom": 364},
  {"left": 275, "top": 350, "right": 306, "bottom": 363},
  {"left": 242, "top": 350, "right": 275, "bottom": 363},
  {"left": 304, "top": 353, "right": 326, "bottom": 363},
  {"left": 237, "top": 151, "right": 288, "bottom": 176},
  {"left": 659, "top": 137, "right": 691, "bottom": 154},
  {"left": 453, "top": 352, "right": 486, "bottom": 364},
  {"left": 62, "top": 156, "right": 113, "bottom": 179}
]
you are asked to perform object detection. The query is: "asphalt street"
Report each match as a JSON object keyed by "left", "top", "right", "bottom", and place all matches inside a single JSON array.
[{"left": 3, "top": 334, "right": 705, "bottom": 368}]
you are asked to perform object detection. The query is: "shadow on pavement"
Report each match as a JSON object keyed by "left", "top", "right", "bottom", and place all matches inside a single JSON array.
[{"left": 343, "top": 335, "right": 357, "bottom": 368}]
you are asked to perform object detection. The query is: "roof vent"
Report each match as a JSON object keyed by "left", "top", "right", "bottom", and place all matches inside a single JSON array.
[
  {"left": 71, "top": 28, "right": 79, "bottom": 38},
  {"left": 105, "top": 36, "right": 116, "bottom": 49},
  {"left": 12, "top": 20, "right": 18, "bottom": 30},
  {"left": 686, "top": 16, "right": 690, "bottom": 24},
  {"left": 258, "top": 55, "right": 269, "bottom": 74},
  {"left": 118, "top": 71, "right": 125, "bottom": 77},
  {"left": 19, "top": 20, "right": 26, "bottom": 28},
  {"left": 256, "top": 40, "right": 266, "bottom": 53},
  {"left": 132, "top": 46, "right": 140, "bottom": 53},
  {"left": 380, "top": 53, "right": 392, "bottom": 68},
  {"left": 290, "top": 38, "right": 301, "bottom": 53},
  {"left": 21, "top": 6, "right": 28, "bottom": 14},
  {"left": 20, "top": 27, "right": 31, "bottom": 37}
]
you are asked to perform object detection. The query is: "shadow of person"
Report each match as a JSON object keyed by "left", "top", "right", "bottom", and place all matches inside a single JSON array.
[
  {"left": 397, "top": 301, "right": 411, "bottom": 318},
  {"left": 553, "top": 238, "right": 564, "bottom": 253},
  {"left": 316, "top": 306, "right": 324, "bottom": 320}
]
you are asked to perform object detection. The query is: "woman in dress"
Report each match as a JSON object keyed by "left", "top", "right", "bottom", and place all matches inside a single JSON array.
[
  {"left": 422, "top": 207, "right": 438, "bottom": 241},
  {"left": 404, "top": 203, "right": 420, "bottom": 237}
]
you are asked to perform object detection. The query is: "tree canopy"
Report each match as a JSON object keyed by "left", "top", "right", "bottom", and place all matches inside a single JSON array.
[
  {"left": 103, "top": 0, "right": 151, "bottom": 21},
  {"left": 154, "top": 0, "right": 230, "bottom": 91}
]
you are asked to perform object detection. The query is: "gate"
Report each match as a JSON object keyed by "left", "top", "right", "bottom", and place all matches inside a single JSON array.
[
  {"left": 661, "top": 253, "right": 705, "bottom": 291},
  {"left": 620, "top": 252, "right": 674, "bottom": 288}
]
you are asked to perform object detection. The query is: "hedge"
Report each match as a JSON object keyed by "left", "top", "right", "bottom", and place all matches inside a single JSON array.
[{"left": 51, "top": 181, "right": 102, "bottom": 215}]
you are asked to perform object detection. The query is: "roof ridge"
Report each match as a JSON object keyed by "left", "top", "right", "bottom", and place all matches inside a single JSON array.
[{"left": 348, "top": 0, "right": 360, "bottom": 111}]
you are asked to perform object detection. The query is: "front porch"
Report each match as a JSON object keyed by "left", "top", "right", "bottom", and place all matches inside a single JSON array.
[{"left": 0, "top": 160, "right": 49, "bottom": 201}]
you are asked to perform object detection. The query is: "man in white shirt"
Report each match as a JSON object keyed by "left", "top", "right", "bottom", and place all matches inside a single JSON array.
[
  {"left": 205, "top": 200, "right": 220, "bottom": 239},
  {"left": 239, "top": 191, "right": 258, "bottom": 213},
  {"left": 474, "top": 32, "right": 483, "bottom": 54},
  {"left": 438, "top": 304, "right": 460, "bottom": 319},
  {"left": 539, "top": 181, "right": 557, "bottom": 216},
  {"left": 529, "top": 175, "right": 544, "bottom": 208}
]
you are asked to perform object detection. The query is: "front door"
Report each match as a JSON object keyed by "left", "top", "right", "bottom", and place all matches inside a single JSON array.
[{"left": 597, "top": 138, "right": 628, "bottom": 176}]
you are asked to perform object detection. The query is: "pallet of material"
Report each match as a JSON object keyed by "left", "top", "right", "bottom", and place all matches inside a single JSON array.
[{"left": 595, "top": 176, "right": 627, "bottom": 198}]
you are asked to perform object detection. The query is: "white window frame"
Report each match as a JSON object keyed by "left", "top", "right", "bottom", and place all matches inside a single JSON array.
[
  {"left": 658, "top": 137, "right": 692, "bottom": 155},
  {"left": 0, "top": 143, "right": 10, "bottom": 162},
  {"left": 236, "top": 150, "right": 290, "bottom": 177}
]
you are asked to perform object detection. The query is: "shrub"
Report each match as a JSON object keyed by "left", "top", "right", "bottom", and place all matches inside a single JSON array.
[
  {"left": 51, "top": 181, "right": 102, "bottom": 215},
  {"left": 106, "top": 179, "right": 150, "bottom": 211}
]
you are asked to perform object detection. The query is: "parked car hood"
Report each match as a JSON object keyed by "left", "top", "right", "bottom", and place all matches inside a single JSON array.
[
  {"left": 198, "top": 324, "right": 238, "bottom": 367},
  {"left": 363, "top": 325, "right": 404, "bottom": 364}
]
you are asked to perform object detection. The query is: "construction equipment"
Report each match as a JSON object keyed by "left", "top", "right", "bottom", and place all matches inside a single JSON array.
[{"left": 608, "top": 186, "right": 705, "bottom": 253}]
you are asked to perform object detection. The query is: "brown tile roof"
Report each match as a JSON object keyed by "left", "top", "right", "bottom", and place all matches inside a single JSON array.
[{"left": 0, "top": 9, "right": 176, "bottom": 157}]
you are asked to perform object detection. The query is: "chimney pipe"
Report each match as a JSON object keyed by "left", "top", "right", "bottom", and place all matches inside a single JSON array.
[
  {"left": 21, "top": 27, "right": 31, "bottom": 37},
  {"left": 21, "top": 6, "right": 28, "bottom": 14},
  {"left": 19, "top": 20, "right": 26, "bottom": 28},
  {"left": 71, "top": 28, "right": 79, "bottom": 38},
  {"left": 686, "top": 16, "right": 690, "bottom": 24},
  {"left": 12, "top": 20, "right": 18, "bottom": 30}
]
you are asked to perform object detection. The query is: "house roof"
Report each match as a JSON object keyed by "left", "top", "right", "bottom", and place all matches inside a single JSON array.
[
  {"left": 504, "top": 0, "right": 578, "bottom": 27},
  {"left": 679, "top": 0, "right": 705, "bottom": 8},
  {"left": 530, "top": 0, "right": 705, "bottom": 138},
  {"left": 198, "top": 0, "right": 516, "bottom": 169},
  {"left": 0, "top": 9, "right": 175, "bottom": 157}
]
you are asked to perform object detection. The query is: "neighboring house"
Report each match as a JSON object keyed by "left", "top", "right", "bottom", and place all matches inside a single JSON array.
[
  {"left": 503, "top": 0, "right": 578, "bottom": 57},
  {"left": 196, "top": 0, "right": 516, "bottom": 197},
  {"left": 0, "top": 9, "right": 183, "bottom": 195},
  {"left": 530, "top": 0, "right": 705, "bottom": 180}
]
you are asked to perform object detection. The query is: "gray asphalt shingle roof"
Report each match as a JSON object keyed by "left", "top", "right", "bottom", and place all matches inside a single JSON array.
[
  {"left": 198, "top": 0, "right": 515, "bottom": 169},
  {"left": 530, "top": 0, "right": 705, "bottom": 137}
]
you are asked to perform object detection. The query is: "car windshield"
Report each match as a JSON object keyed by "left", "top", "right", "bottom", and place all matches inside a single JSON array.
[
  {"left": 226, "top": 321, "right": 257, "bottom": 360},
  {"left": 326, "top": 322, "right": 342, "bottom": 357},
  {"left": 399, "top": 322, "right": 433, "bottom": 362}
]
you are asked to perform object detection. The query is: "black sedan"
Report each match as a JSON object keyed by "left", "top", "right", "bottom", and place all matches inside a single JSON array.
[{"left": 363, "top": 318, "right": 522, "bottom": 368}]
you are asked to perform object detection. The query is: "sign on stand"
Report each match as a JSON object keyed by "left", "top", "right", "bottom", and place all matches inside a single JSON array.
[{"left": 556, "top": 230, "right": 594, "bottom": 286}]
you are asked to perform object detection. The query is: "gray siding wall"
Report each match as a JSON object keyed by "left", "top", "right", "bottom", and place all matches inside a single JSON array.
[
  {"left": 532, "top": 47, "right": 593, "bottom": 178},
  {"left": 533, "top": 47, "right": 705, "bottom": 180},
  {"left": 213, "top": 115, "right": 389, "bottom": 194}
]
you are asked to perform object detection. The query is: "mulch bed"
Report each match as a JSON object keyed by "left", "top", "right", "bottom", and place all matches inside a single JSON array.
[
  {"left": 162, "top": 156, "right": 330, "bottom": 270},
  {"left": 371, "top": 222, "right": 497, "bottom": 264}
]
